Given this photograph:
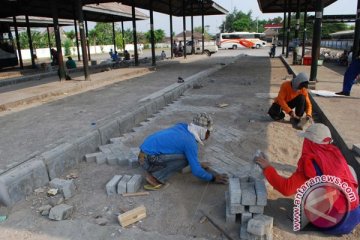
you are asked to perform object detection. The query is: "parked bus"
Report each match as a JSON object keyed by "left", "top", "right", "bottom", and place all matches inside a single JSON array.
[
  {"left": 216, "top": 32, "right": 266, "bottom": 49},
  {"left": 0, "top": 23, "right": 18, "bottom": 69},
  {"left": 321, "top": 30, "right": 355, "bottom": 50}
]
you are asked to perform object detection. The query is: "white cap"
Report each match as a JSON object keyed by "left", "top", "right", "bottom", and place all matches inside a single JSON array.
[
  {"left": 298, "top": 123, "right": 332, "bottom": 144},
  {"left": 192, "top": 112, "right": 214, "bottom": 132}
]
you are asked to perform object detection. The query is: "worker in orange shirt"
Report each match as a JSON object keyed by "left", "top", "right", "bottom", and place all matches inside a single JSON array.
[{"left": 268, "top": 72, "right": 312, "bottom": 129}]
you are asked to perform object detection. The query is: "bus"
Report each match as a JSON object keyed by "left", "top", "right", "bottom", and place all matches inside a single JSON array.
[
  {"left": 0, "top": 23, "right": 18, "bottom": 69},
  {"left": 321, "top": 30, "right": 355, "bottom": 50},
  {"left": 216, "top": 32, "right": 266, "bottom": 49}
]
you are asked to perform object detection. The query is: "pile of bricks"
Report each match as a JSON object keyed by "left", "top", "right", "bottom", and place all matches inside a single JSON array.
[
  {"left": 105, "top": 174, "right": 142, "bottom": 196},
  {"left": 226, "top": 177, "right": 273, "bottom": 240},
  {"left": 84, "top": 140, "right": 139, "bottom": 168}
]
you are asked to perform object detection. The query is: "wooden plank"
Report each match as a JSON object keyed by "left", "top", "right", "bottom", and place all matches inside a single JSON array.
[
  {"left": 122, "top": 192, "right": 149, "bottom": 197},
  {"left": 118, "top": 205, "right": 146, "bottom": 227}
]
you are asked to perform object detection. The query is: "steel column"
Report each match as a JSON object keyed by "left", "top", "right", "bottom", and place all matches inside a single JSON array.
[
  {"left": 112, "top": 21, "right": 116, "bottom": 52},
  {"left": 85, "top": 19, "right": 91, "bottom": 61},
  {"left": 302, "top": 10, "right": 308, "bottom": 58},
  {"left": 25, "top": 15, "right": 36, "bottom": 68},
  {"left": 182, "top": 0, "right": 186, "bottom": 59},
  {"left": 310, "top": 0, "right": 324, "bottom": 82},
  {"left": 51, "top": 1, "right": 65, "bottom": 80},
  {"left": 293, "top": 0, "right": 300, "bottom": 64},
  {"left": 150, "top": 0, "right": 156, "bottom": 66},
  {"left": 352, "top": 0, "right": 360, "bottom": 61},
  {"left": 282, "top": 9, "right": 286, "bottom": 54},
  {"left": 76, "top": 0, "right": 90, "bottom": 80},
  {"left": 13, "top": 15, "right": 23, "bottom": 68},
  {"left": 169, "top": 0, "right": 173, "bottom": 59},
  {"left": 132, "top": 0, "right": 139, "bottom": 66}
]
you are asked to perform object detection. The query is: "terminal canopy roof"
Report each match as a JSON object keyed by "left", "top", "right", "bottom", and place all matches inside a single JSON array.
[
  {"left": 308, "top": 14, "right": 357, "bottom": 23},
  {"left": 0, "top": 1, "right": 148, "bottom": 22},
  {"left": 0, "top": 0, "right": 227, "bottom": 18},
  {"left": 0, "top": 16, "right": 73, "bottom": 28},
  {"left": 257, "top": 0, "right": 337, "bottom": 13}
]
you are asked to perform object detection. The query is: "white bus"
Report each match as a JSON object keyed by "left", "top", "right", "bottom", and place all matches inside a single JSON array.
[{"left": 216, "top": 32, "right": 266, "bottom": 49}]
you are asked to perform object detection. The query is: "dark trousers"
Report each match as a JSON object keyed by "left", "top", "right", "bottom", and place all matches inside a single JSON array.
[{"left": 268, "top": 94, "right": 306, "bottom": 120}]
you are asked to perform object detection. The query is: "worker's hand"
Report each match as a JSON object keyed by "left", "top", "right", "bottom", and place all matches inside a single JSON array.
[
  {"left": 255, "top": 156, "right": 271, "bottom": 169},
  {"left": 200, "top": 162, "right": 210, "bottom": 170},
  {"left": 289, "top": 111, "right": 298, "bottom": 119},
  {"left": 213, "top": 174, "right": 229, "bottom": 184},
  {"left": 306, "top": 115, "right": 313, "bottom": 123}
]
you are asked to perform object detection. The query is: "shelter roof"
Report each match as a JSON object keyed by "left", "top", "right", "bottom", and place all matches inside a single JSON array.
[
  {"left": 0, "top": 16, "right": 73, "bottom": 28},
  {"left": 257, "top": 0, "right": 337, "bottom": 13},
  {"left": 307, "top": 14, "right": 357, "bottom": 23},
  {"left": 0, "top": 0, "right": 227, "bottom": 18},
  {"left": 175, "top": 31, "right": 203, "bottom": 40},
  {"left": 0, "top": 1, "right": 147, "bottom": 22},
  {"left": 264, "top": 24, "right": 283, "bottom": 29}
]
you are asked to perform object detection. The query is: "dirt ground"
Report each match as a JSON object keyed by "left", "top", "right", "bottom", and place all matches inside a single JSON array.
[{"left": 0, "top": 54, "right": 359, "bottom": 240}]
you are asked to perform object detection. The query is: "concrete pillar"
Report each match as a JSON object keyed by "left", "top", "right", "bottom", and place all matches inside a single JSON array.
[
  {"left": 191, "top": 2, "right": 194, "bottom": 54},
  {"left": 25, "top": 15, "right": 36, "bottom": 68},
  {"left": 302, "top": 10, "right": 308, "bottom": 58},
  {"left": 352, "top": 0, "right": 360, "bottom": 61},
  {"left": 182, "top": 0, "right": 187, "bottom": 59},
  {"left": 85, "top": 20, "right": 91, "bottom": 61},
  {"left": 76, "top": 0, "right": 90, "bottom": 80},
  {"left": 310, "top": 0, "right": 324, "bottom": 82},
  {"left": 150, "top": 0, "right": 156, "bottom": 66},
  {"left": 282, "top": 9, "right": 286, "bottom": 54},
  {"left": 169, "top": 0, "right": 174, "bottom": 59},
  {"left": 131, "top": 1, "right": 139, "bottom": 66},
  {"left": 201, "top": 0, "right": 205, "bottom": 54},
  {"left": 13, "top": 15, "right": 23, "bottom": 69},
  {"left": 46, "top": 26, "right": 52, "bottom": 58},
  {"left": 293, "top": 0, "right": 300, "bottom": 65},
  {"left": 112, "top": 21, "right": 116, "bottom": 52},
  {"left": 121, "top": 21, "right": 125, "bottom": 52},
  {"left": 73, "top": 19, "right": 81, "bottom": 61},
  {"left": 285, "top": 1, "right": 291, "bottom": 58}
]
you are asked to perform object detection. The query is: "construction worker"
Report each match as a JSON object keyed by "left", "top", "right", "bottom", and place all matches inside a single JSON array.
[
  {"left": 138, "top": 112, "right": 228, "bottom": 190},
  {"left": 268, "top": 72, "right": 312, "bottom": 129},
  {"left": 255, "top": 123, "right": 360, "bottom": 234}
]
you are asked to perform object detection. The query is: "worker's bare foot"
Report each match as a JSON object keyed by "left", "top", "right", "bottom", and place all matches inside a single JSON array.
[{"left": 145, "top": 172, "right": 162, "bottom": 187}]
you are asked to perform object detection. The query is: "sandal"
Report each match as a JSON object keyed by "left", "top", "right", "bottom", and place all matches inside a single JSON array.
[{"left": 143, "top": 183, "right": 170, "bottom": 191}]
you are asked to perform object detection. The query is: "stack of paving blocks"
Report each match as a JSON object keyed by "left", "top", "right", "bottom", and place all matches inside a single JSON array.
[
  {"left": 105, "top": 174, "right": 143, "bottom": 196},
  {"left": 226, "top": 177, "right": 273, "bottom": 240},
  {"left": 85, "top": 141, "right": 139, "bottom": 168}
]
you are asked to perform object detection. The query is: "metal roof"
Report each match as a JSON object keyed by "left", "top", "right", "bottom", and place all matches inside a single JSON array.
[
  {"left": 0, "top": 0, "right": 227, "bottom": 19},
  {"left": 307, "top": 14, "right": 357, "bottom": 23},
  {"left": 0, "top": 16, "right": 73, "bottom": 28},
  {"left": 0, "top": 1, "right": 148, "bottom": 22},
  {"left": 257, "top": 0, "right": 337, "bottom": 13}
]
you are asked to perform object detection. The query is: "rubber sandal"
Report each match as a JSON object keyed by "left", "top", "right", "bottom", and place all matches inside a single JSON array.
[{"left": 143, "top": 183, "right": 170, "bottom": 191}]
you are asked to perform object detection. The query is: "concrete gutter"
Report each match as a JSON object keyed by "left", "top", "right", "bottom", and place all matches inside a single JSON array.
[
  {"left": 279, "top": 55, "right": 360, "bottom": 183},
  {"left": 0, "top": 57, "right": 238, "bottom": 207}
]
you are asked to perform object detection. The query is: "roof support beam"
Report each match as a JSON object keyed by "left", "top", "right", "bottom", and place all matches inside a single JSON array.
[
  {"left": 13, "top": 15, "right": 23, "bottom": 69},
  {"left": 150, "top": 0, "right": 156, "bottom": 66},
  {"left": 352, "top": 0, "right": 360, "bottom": 61},
  {"left": 310, "top": 0, "right": 324, "bottom": 82},
  {"left": 131, "top": 0, "right": 139, "bottom": 66},
  {"left": 76, "top": 0, "right": 90, "bottom": 80}
]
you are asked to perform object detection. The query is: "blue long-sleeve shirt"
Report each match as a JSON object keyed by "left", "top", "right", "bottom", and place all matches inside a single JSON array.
[{"left": 140, "top": 123, "right": 213, "bottom": 181}]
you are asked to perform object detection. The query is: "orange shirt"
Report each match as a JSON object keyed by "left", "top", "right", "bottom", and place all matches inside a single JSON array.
[{"left": 274, "top": 81, "right": 312, "bottom": 116}]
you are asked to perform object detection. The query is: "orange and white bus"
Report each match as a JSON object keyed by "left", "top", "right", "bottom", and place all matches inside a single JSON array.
[{"left": 216, "top": 32, "right": 266, "bottom": 49}]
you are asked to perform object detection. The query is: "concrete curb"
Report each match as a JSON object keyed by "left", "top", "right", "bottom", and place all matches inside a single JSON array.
[
  {"left": 280, "top": 55, "right": 360, "bottom": 180},
  {"left": 0, "top": 58, "right": 236, "bottom": 207}
]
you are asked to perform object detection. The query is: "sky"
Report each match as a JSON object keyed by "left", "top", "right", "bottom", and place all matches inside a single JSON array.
[{"left": 115, "top": 0, "right": 358, "bottom": 36}]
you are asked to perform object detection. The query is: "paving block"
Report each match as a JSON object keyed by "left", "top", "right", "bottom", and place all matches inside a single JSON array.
[
  {"left": 49, "top": 178, "right": 76, "bottom": 200},
  {"left": 229, "top": 178, "right": 241, "bottom": 205},
  {"left": 111, "top": 143, "right": 130, "bottom": 166},
  {"left": 117, "top": 175, "right": 132, "bottom": 194},
  {"left": 41, "top": 142, "right": 79, "bottom": 180},
  {"left": 98, "top": 120, "right": 120, "bottom": 145},
  {"left": 110, "top": 137, "right": 122, "bottom": 144},
  {"left": 247, "top": 214, "right": 273, "bottom": 237},
  {"left": 144, "top": 101, "right": 157, "bottom": 117},
  {"left": 74, "top": 131, "right": 101, "bottom": 162},
  {"left": 241, "top": 211, "right": 253, "bottom": 224},
  {"left": 154, "top": 96, "right": 166, "bottom": 111},
  {"left": 126, "top": 174, "right": 142, "bottom": 193},
  {"left": 241, "top": 181, "right": 256, "bottom": 206},
  {"left": 225, "top": 191, "right": 236, "bottom": 223},
  {"left": 249, "top": 205, "right": 264, "bottom": 214},
  {"left": 106, "top": 175, "right": 122, "bottom": 196},
  {"left": 133, "top": 106, "right": 147, "bottom": 125},
  {"left": 85, "top": 152, "right": 100, "bottom": 163},
  {"left": 48, "top": 204, "right": 74, "bottom": 221},
  {"left": 95, "top": 152, "right": 107, "bottom": 164},
  {"left": 248, "top": 234, "right": 267, "bottom": 240},
  {"left": 240, "top": 222, "right": 249, "bottom": 240},
  {"left": 128, "top": 147, "right": 140, "bottom": 167},
  {"left": 0, "top": 158, "right": 49, "bottom": 207},
  {"left": 117, "top": 113, "right": 135, "bottom": 135},
  {"left": 255, "top": 179, "right": 267, "bottom": 206},
  {"left": 99, "top": 145, "right": 117, "bottom": 165}
]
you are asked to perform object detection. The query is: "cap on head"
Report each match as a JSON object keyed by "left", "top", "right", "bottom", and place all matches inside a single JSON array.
[
  {"left": 192, "top": 112, "right": 213, "bottom": 132},
  {"left": 292, "top": 72, "right": 309, "bottom": 91},
  {"left": 298, "top": 123, "right": 332, "bottom": 144}
]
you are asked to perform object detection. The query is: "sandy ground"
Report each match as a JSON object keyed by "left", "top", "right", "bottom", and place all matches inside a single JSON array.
[{"left": 0, "top": 53, "right": 359, "bottom": 240}]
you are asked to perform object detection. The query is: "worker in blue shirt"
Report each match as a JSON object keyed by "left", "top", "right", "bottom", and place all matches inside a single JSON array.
[
  {"left": 138, "top": 113, "right": 228, "bottom": 190},
  {"left": 336, "top": 50, "right": 360, "bottom": 96}
]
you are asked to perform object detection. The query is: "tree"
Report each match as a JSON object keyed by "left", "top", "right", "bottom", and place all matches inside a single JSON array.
[
  {"left": 65, "top": 30, "right": 76, "bottom": 42},
  {"left": 144, "top": 29, "right": 165, "bottom": 44},
  {"left": 219, "top": 9, "right": 256, "bottom": 32},
  {"left": 193, "top": 26, "right": 212, "bottom": 40},
  {"left": 88, "top": 23, "right": 113, "bottom": 45}
]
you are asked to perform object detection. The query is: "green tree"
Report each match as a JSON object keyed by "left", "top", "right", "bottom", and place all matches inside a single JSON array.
[
  {"left": 144, "top": 29, "right": 165, "bottom": 43},
  {"left": 88, "top": 23, "right": 113, "bottom": 45},
  {"left": 219, "top": 9, "right": 256, "bottom": 32},
  {"left": 65, "top": 30, "right": 76, "bottom": 42},
  {"left": 193, "top": 26, "right": 212, "bottom": 40}
]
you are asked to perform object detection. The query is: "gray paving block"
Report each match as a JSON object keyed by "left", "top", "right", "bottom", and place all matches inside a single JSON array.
[
  {"left": 248, "top": 234, "right": 267, "bottom": 240},
  {"left": 85, "top": 152, "right": 100, "bottom": 163},
  {"left": 241, "top": 181, "right": 256, "bottom": 206},
  {"left": 225, "top": 191, "right": 236, "bottom": 223},
  {"left": 133, "top": 106, "right": 147, "bottom": 125},
  {"left": 117, "top": 175, "right": 132, "bottom": 194},
  {"left": 110, "top": 137, "right": 123, "bottom": 144},
  {"left": 110, "top": 143, "right": 129, "bottom": 166},
  {"left": 106, "top": 175, "right": 122, "bottom": 196},
  {"left": 0, "top": 158, "right": 49, "bottom": 207},
  {"left": 74, "top": 131, "right": 101, "bottom": 162},
  {"left": 241, "top": 211, "right": 252, "bottom": 224},
  {"left": 126, "top": 174, "right": 142, "bottom": 193},
  {"left": 49, "top": 178, "right": 76, "bottom": 200},
  {"left": 240, "top": 222, "right": 249, "bottom": 240},
  {"left": 41, "top": 142, "right": 79, "bottom": 180},
  {"left": 144, "top": 101, "right": 157, "bottom": 117},
  {"left": 154, "top": 96, "right": 166, "bottom": 111},
  {"left": 255, "top": 179, "right": 268, "bottom": 206},
  {"left": 164, "top": 91, "right": 175, "bottom": 104},
  {"left": 117, "top": 113, "right": 135, "bottom": 135},
  {"left": 229, "top": 178, "right": 241, "bottom": 205},
  {"left": 247, "top": 214, "right": 273, "bottom": 237},
  {"left": 128, "top": 147, "right": 140, "bottom": 167},
  {"left": 48, "top": 204, "right": 74, "bottom": 221},
  {"left": 99, "top": 145, "right": 118, "bottom": 165},
  {"left": 98, "top": 120, "right": 120, "bottom": 145},
  {"left": 95, "top": 153, "right": 107, "bottom": 164},
  {"left": 249, "top": 205, "right": 264, "bottom": 214}
]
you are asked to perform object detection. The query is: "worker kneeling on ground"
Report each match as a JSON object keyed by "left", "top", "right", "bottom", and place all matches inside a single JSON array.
[
  {"left": 255, "top": 123, "right": 360, "bottom": 235},
  {"left": 268, "top": 72, "right": 312, "bottom": 130},
  {"left": 138, "top": 112, "right": 228, "bottom": 190}
]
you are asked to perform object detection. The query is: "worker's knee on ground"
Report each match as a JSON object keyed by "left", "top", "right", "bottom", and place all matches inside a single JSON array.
[{"left": 268, "top": 103, "right": 285, "bottom": 120}]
